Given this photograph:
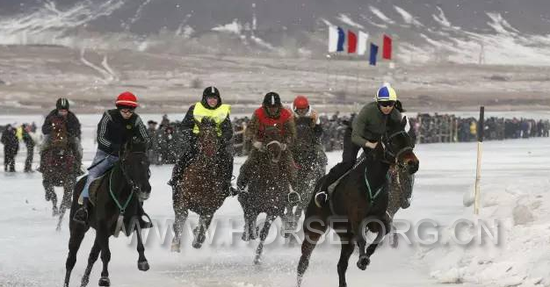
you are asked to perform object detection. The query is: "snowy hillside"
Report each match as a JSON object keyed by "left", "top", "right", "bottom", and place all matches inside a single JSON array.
[{"left": 1, "top": 0, "right": 550, "bottom": 64}]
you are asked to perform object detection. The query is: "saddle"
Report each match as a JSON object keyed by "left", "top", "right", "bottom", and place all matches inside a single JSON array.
[
  {"left": 327, "top": 154, "right": 367, "bottom": 196},
  {"left": 78, "top": 167, "right": 112, "bottom": 205}
]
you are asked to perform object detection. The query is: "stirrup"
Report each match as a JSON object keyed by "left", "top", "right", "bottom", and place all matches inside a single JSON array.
[
  {"left": 314, "top": 191, "right": 328, "bottom": 208},
  {"left": 73, "top": 208, "right": 88, "bottom": 225}
]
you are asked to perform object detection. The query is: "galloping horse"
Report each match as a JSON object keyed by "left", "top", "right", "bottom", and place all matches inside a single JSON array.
[
  {"left": 171, "top": 119, "right": 231, "bottom": 251},
  {"left": 386, "top": 158, "right": 416, "bottom": 247},
  {"left": 282, "top": 116, "right": 327, "bottom": 236},
  {"left": 296, "top": 117, "right": 419, "bottom": 287},
  {"left": 63, "top": 139, "right": 151, "bottom": 287},
  {"left": 238, "top": 126, "right": 292, "bottom": 264},
  {"left": 40, "top": 116, "right": 78, "bottom": 230}
]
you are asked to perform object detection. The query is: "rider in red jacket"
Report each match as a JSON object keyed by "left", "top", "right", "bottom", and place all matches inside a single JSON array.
[{"left": 236, "top": 92, "right": 297, "bottom": 191}]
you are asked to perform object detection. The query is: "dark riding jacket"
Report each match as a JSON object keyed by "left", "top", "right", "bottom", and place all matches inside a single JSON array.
[
  {"left": 97, "top": 109, "right": 150, "bottom": 156},
  {"left": 42, "top": 110, "right": 81, "bottom": 139},
  {"left": 351, "top": 102, "right": 402, "bottom": 146}
]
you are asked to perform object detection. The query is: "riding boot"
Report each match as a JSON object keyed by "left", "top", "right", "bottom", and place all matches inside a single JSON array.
[{"left": 73, "top": 197, "right": 90, "bottom": 225}]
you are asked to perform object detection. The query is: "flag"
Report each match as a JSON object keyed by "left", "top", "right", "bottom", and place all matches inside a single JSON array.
[
  {"left": 383, "top": 34, "right": 392, "bottom": 60},
  {"left": 337, "top": 27, "right": 345, "bottom": 52},
  {"left": 347, "top": 30, "right": 357, "bottom": 54},
  {"left": 328, "top": 26, "right": 338, "bottom": 52},
  {"left": 369, "top": 43, "right": 378, "bottom": 66},
  {"left": 357, "top": 31, "right": 369, "bottom": 55}
]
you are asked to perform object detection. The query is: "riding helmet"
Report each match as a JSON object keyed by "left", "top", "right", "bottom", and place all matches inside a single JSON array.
[
  {"left": 262, "top": 92, "right": 281, "bottom": 107},
  {"left": 115, "top": 91, "right": 139, "bottom": 108},
  {"left": 56, "top": 98, "right": 70, "bottom": 110},
  {"left": 375, "top": 83, "right": 397, "bottom": 102}
]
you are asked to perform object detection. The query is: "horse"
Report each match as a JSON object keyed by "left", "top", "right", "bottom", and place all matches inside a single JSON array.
[
  {"left": 238, "top": 126, "right": 292, "bottom": 264},
  {"left": 171, "top": 119, "right": 231, "bottom": 251},
  {"left": 40, "top": 116, "right": 78, "bottom": 231},
  {"left": 63, "top": 139, "right": 152, "bottom": 287},
  {"left": 282, "top": 116, "right": 327, "bottom": 237},
  {"left": 386, "top": 158, "right": 416, "bottom": 248},
  {"left": 296, "top": 117, "right": 419, "bottom": 287}
]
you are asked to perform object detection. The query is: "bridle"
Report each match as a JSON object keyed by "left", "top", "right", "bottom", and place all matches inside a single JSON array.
[{"left": 383, "top": 130, "right": 413, "bottom": 168}]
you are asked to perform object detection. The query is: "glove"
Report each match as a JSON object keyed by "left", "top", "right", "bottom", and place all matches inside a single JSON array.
[
  {"left": 365, "top": 141, "right": 378, "bottom": 149},
  {"left": 253, "top": 141, "right": 263, "bottom": 150}
]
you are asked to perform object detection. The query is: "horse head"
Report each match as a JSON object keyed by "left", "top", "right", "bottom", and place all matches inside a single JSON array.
[
  {"left": 383, "top": 116, "right": 419, "bottom": 209},
  {"left": 120, "top": 137, "right": 151, "bottom": 201},
  {"left": 262, "top": 126, "right": 284, "bottom": 164},
  {"left": 196, "top": 118, "right": 219, "bottom": 159}
]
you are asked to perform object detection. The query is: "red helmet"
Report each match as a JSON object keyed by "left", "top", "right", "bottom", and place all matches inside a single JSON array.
[
  {"left": 293, "top": 95, "right": 309, "bottom": 109},
  {"left": 115, "top": 91, "right": 138, "bottom": 108}
]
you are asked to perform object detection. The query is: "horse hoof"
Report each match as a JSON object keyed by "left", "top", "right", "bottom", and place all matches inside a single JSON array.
[
  {"left": 52, "top": 207, "right": 59, "bottom": 217},
  {"left": 390, "top": 234, "right": 399, "bottom": 248},
  {"left": 192, "top": 241, "right": 202, "bottom": 249},
  {"left": 138, "top": 261, "right": 150, "bottom": 271},
  {"left": 170, "top": 240, "right": 181, "bottom": 253},
  {"left": 98, "top": 277, "right": 110, "bottom": 286},
  {"left": 356, "top": 256, "right": 370, "bottom": 270},
  {"left": 253, "top": 256, "right": 262, "bottom": 265}
]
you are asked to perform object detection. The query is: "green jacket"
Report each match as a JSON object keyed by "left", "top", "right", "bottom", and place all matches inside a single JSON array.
[{"left": 351, "top": 101, "right": 402, "bottom": 147}]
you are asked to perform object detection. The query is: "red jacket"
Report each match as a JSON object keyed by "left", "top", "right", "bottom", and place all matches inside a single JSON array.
[{"left": 253, "top": 107, "right": 293, "bottom": 141}]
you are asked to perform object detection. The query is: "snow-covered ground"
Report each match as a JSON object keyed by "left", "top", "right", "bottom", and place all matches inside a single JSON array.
[{"left": 0, "top": 114, "right": 549, "bottom": 287}]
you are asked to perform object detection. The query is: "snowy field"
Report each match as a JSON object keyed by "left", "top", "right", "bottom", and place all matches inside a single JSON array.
[{"left": 0, "top": 114, "right": 549, "bottom": 287}]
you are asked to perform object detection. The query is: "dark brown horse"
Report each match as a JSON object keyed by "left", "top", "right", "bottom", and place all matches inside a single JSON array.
[
  {"left": 171, "top": 119, "right": 231, "bottom": 251},
  {"left": 238, "top": 126, "right": 291, "bottom": 264},
  {"left": 283, "top": 117, "right": 327, "bottom": 237},
  {"left": 296, "top": 117, "right": 419, "bottom": 287},
  {"left": 40, "top": 116, "right": 78, "bottom": 230},
  {"left": 386, "top": 163, "right": 415, "bottom": 247},
  {"left": 63, "top": 139, "right": 151, "bottom": 287}
]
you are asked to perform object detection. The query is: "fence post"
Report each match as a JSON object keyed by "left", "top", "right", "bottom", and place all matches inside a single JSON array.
[{"left": 474, "top": 106, "right": 484, "bottom": 215}]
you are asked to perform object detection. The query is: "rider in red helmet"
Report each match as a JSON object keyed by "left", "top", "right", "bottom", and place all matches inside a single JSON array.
[
  {"left": 291, "top": 94, "right": 327, "bottom": 167},
  {"left": 73, "top": 92, "right": 150, "bottom": 225}
]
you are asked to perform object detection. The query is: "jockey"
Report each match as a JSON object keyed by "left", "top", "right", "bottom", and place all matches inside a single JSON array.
[
  {"left": 168, "top": 86, "right": 235, "bottom": 195},
  {"left": 73, "top": 92, "right": 150, "bottom": 225},
  {"left": 291, "top": 95, "right": 327, "bottom": 166},
  {"left": 315, "top": 83, "right": 403, "bottom": 205},
  {"left": 236, "top": 92, "right": 297, "bottom": 191},
  {"left": 39, "top": 98, "right": 83, "bottom": 173}
]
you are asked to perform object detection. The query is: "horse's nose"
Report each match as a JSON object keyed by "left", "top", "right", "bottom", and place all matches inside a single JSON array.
[{"left": 406, "top": 160, "right": 419, "bottom": 174}]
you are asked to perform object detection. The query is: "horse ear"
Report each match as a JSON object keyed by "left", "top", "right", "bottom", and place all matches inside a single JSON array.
[{"left": 401, "top": 116, "right": 408, "bottom": 129}]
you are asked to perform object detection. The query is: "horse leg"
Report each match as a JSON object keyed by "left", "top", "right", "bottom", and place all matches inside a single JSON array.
[
  {"left": 171, "top": 206, "right": 188, "bottom": 252},
  {"left": 135, "top": 223, "right": 150, "bottom": 271},
  {"left": 337, "top": 234, "right": 355, "bottom": 287},
  {"left": 253, "top": 214, "right": 276, "bottom": 265},
  {"left": 57, "top": 181, "right": 73, "bottom": 231},
  {"left": 43, "top": 182, "right": 58, "bottom": 216},
  {"left": 296, "top": 218, "right": 327, "bottom": 287},
  {"left": 97, "top": 226, "right": 112, "bottom": 286},
  {"left": 281, "top": 204, "right": 294, "bottom": 239},
  {"left": 360, "top": 218, "right": 391, "bottom": 270},
  {"left": 64, "top": 225, "right": 87, "bottom": 287},
  {"left": 192, "top": 214, "right": 213, "bottom": 249},
  {"left": 80, "top": 238, "right": 100, "bottom": 287},
  {"left": 241, "top": 206, "right": 257, "bottom": 242}
]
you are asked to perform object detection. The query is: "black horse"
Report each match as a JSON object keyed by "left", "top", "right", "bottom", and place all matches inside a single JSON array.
[
  {"left": 238, "top": 126, "right": 291, "bottom": 264},
  {"left": 296, "top": 117, "right": 419, "bottom": 287},
  {"left": 39, "top": 117, "right": 78, "bottom": 230},
  {"left": 283, "top": 116, "right": 327, "bottom": 237},
  {"left": 63, "top": 139, "right": 152, "bottom": 287}
]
